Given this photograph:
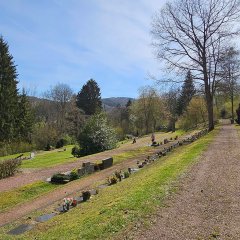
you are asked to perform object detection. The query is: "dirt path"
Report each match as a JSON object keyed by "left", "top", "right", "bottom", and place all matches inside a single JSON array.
[
  {"left": 0, "top": 132, "right": 176, "bottom": 192},
  {"left": 131, "top": 124, "right": 240, "bottom": 240}
]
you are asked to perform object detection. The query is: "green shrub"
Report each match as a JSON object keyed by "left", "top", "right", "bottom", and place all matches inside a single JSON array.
[
  {"left": 71, "top": 146, "right": 81, "bottom": 157},
  {"left": 56, "top": 139, "right": 64, "bottom": 149},
  {"left": 45, "top": 143, "right": 51, "bottom": 151},
  {"left": 70, "top": 169, "right": 79, "bottom": 181},
  {"left": 51, "top": 173, "right": 70, "bottom": 184},
  {"left": 123, "top": 171, "right": 130, "bottom": 178}
]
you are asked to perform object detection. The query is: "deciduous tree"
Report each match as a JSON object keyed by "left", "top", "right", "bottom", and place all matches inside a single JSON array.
[{"left": 152, "top": 0, "right": 240, "bottom": 131}]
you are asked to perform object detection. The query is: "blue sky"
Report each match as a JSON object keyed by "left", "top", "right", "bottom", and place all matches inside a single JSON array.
[{"left": 0, "top": 0, "right": 166, "bottom": 98}]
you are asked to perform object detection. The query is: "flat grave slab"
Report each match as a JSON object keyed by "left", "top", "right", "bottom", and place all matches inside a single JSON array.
[
  {"left": 8, "top": 224, "right": 34, "bottom": 235},
  {"left": 35, "top": 213, "right": 56, "bottom": 223}
]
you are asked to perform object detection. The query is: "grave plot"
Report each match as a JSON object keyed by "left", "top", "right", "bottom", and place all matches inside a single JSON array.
[{"left": 49, "top": 157, "right": 113, "bottom": 184}]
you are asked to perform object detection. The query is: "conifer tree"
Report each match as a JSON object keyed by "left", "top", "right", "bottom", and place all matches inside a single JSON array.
[
  {"left": 17, "top": 89, "right": 34, "bottom": 141},
  {"left": 177, "top": 71, "right": 196, "bottom": 116},
  {"left": 0, "top": 36, "right": 19, "bottom": 142},
  {"left": 76, "top": 79, "right": 102, "bottom": 115}
]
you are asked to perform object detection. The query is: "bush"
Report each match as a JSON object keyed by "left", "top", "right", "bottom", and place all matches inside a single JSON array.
[
  {"left": 114, "top": 170, "right": 122, "bottom": 181},
  {"left": 77, "top": 113, "right": 117, "bottom": 156},
  {"left": 56, "top": 139, "right": 65, "bottom": 149},
  {"left": 70, "top": 169, "right": 79, "bottom": 181},
  {"left": 123, "top": 171, "right": 130, "bottom": 178},
  {"left": 82, "top": 191, "right": 91, "bottom": 202},
  {"left": 0, "top": 159, "right": 22, "bottom": 179},
  {"left": 45, "top": 143, "right": 51, "bottom": 151},
  {"left": 51, "top": 173, "right": 70, "bottom": 184},
  {"left": 107, "top": 175, "right": 118, "bottom": 185},
  {"left": 71, "top": 146, "right": 81, "bottom": 157}
]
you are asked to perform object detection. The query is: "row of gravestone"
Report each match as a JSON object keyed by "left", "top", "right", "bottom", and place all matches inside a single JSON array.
[
  {"left": 8, "top": 129, "right": 208, "bottom": 236},
  {"left": 50, "top": 157, "right": 113, "bottom": 183},
  {"left": 137, "top": 129, "right": 208, "bottom": 169}
]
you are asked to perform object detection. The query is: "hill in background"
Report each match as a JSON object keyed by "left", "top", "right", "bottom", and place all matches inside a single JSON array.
[{"left": 28, "top": 96, "right": 134, "bottom": 112}]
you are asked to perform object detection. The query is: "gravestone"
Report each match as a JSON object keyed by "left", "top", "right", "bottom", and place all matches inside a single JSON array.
[
  {"left": 102, "top": 157, "right": 113, "bottom": 169},
  {"left": 8, "top": 224, "right": 34, "bottom": 235},
  {"left": 35, "top": 213, "right": 56, "bottom": 223},
  {"left": 30, "top": 152, "right": 35, "bottom": 159}
]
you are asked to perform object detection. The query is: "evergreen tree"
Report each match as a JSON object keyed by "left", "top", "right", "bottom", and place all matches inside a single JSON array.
[
  {"left": 16, "top": 89, "right": 34, "bottom": 141},
  {"left": 76, "top": 79, "right": 102, "bottom": 115},
  {"left": 0, "top": 36, "right": 19, "bottom": 142},
  {"left": 177, "top": 71, "right": 196, "bottom": 116}
]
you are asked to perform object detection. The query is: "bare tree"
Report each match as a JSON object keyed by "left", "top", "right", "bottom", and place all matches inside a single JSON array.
[
  {"left": 131, "top": 86, "right": 163, "bottom": 134},
  {"left": 219, "top": 46, "right": 240, "bottom": 122},
  {"left": 152, "top": 0, "right": 240, "bottom": 130},
  {"left": 44, "top": 83, "right": 73, "bottom": 134}
]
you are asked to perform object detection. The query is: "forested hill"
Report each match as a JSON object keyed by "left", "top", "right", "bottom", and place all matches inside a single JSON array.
[
  {"left": 102, "top": 97, "right": 134, "bottom": 110},
  {"left": 28, "top": 96, "right": 134, "bottom": 111}
]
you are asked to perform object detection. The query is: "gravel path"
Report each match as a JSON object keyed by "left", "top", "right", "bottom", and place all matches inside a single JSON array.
[{"left": 131, "top": 124, "right": 240, "bottom": 240}]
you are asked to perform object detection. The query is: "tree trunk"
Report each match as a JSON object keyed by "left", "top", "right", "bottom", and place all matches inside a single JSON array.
[
  {"left": 205, "top": 88, "right": 214, "bottom": 131},
  {"left": 231, "top": 94, "right": 234, "bottom": 122}
]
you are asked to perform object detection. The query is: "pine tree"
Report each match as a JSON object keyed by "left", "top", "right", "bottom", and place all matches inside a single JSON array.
[
  {"left": 177, "top": 70, "right": 196, "bottom": 116},
  {"left": 0, "top": 36, "right": 19, "bottom": 142},
  {"left": 16, "top": 89, "right": 34, "bottom": 142},
  {"left": 76, "top": 79, "right": 102, "bottom": 115}
]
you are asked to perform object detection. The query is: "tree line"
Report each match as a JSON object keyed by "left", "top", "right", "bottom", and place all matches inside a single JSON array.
[{"left": 1, "top": 0, "right": 240, "bottom": 156}]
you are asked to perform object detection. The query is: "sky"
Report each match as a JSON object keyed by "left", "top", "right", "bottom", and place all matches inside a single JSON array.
[{"left": 0, "top": 0, "right": 167, "bottom": 98}]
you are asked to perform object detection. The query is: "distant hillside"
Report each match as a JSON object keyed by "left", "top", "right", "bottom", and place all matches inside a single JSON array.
[
  {"left": 28, "top": 96, "right": 134, "bottom": 112},
  {"left": 102, "top": 97, "right": 134, "bottom": 107}
]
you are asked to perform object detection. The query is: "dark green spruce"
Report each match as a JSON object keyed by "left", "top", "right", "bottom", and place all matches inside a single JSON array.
[
  {"left": 0, "top": 36, "right": 33, "bottom": 143},
  {"left": 177, "top": 70, "right": 196, "bottom": 116},
  {"left": 76, "top": 79, "right": 102, "bottom": 115}
]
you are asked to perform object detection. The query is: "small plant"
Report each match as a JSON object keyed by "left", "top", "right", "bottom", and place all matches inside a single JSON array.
[
  {"left": 114, "top": 170, "right": 122, "bottom": 181},
  {"left": 107, "top": 175, "right": 118, "bottom": 185},
  {"left": 51, "top": 173, "right": 70, "bottom": 184},
  {"left": 123, "top": 171, "right": 130, "bottom": 178},
  {"left": 70, "top": 169, "right": 79, "bottom": 181},
  {"left": 82, "top": 191, "right": 91, "bottom": 202}
]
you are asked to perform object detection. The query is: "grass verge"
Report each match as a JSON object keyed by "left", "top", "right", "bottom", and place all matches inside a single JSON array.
[
  {"left": 21, "top": 146, "right": 74, "bottom": 168},
  {"left": 0, "top": 129, "right": 217, "bottom": 240},
  {"left": 0, "top": 181, "right": 57, "bottom": 213}
]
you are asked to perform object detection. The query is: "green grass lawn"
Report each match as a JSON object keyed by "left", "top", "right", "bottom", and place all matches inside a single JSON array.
[
  {"left": 0, "top": 128, "right": 217, "bottom": 240},
  {"left": 0, "top": 181, "right": 57, "bottom": 214},
  {"left": 1, "top": 130, "right": 186, "bottom": 169},
  {"left": 21, "top": 146, "right": 75, "bottom": 168}
]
